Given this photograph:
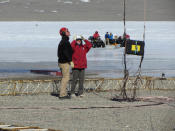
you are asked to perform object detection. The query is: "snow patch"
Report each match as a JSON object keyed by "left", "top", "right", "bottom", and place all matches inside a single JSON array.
[
  {"left": 64, "top": 1, "right": 73, "bottom": 4},
  {"left": 80, "top": 0, "right": 90, "bottom": 2},
  {"left": 0, "top": 0, "right": 10, "bottom": 4},
  {"left": 34, "top": 9, "right": 45, "bottom": 13},
  {"left": 51, "top": 10, "right": 58, "bottom": 13}
]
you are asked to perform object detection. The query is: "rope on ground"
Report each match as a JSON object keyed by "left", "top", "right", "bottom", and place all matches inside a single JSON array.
[{"left": 0, "top": 101, "right": 169, "bottom": 111}]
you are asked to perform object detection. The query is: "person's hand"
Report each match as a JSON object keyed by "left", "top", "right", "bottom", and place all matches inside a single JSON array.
[
  {"left": 81, "top": 35, "right": 85, "bottom": 40},
  {"left": 70, "top": 61, "right": 74, "bottom": 68}
]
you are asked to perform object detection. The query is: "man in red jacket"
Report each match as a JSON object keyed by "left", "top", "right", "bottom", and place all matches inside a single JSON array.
[
  {"left": 70, "top": 35, "right": 92, "bottom": 97},
  {"left": 93, "top": 31, "right": 100, "bottom": 40}
]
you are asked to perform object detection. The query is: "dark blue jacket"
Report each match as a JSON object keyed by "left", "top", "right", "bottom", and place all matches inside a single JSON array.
[
  {"left": 105, "top": 33, "right": 110, "bottom": 39},
  {"left": 109, "top": 34, "right": 113, "bottom": 40}
]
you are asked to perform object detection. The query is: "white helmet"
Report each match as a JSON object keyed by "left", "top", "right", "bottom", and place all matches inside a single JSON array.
[{"left": 73, "top": 35, "right": 82, "bottom": 40}]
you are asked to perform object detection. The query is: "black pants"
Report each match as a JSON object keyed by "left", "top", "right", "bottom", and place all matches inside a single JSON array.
[{"left": 71, "top": 68, "right": 85, "bottom": 95}]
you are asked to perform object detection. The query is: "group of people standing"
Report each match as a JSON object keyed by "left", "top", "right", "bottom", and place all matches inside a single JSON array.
[
  {"left": 57, "top": 27, "right": 92, "bottom": 100},
  {"left": 92, "top": 31, "right": 130, "bottom": 46},
  {"left": 105, "top": 32, "right": 114, "bottom": 45},
  {"left": 105, "top": 32, "right": 130, "bottom": 45}
]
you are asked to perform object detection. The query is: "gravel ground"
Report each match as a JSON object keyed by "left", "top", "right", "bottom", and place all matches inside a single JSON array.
[
  {"left": 0, "top": 0, "right": 174, "bottom": 21},
  {"left": 0, "top": 90, "right": 175, "bottom": 131}
]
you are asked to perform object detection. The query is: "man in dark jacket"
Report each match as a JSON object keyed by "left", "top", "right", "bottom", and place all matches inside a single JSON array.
[
  {"left": 105, "top": 32, "right": 110, "bottom": 45},
  {"left": 57, "top": 27, "right": 73, "bottom": 99},
  {"left": 70, "top": 35, "right": 92, "bottom": 97}
]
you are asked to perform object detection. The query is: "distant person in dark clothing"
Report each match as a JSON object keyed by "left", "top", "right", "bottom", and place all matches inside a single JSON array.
[
  {"left": 119, "top": 33, "right": 130, "bottom": 47},
  {"left": 105, "top": 32, "right": 110, "bottom": 45},
  {"left": 117, "top": 36, "right": 123, "bottom": 44},
  {"left": 57, "top": 27, "right": 74, "bottom": 99},
  {"left": 109, "top": 33, "right": 113, "bottom": 44},
  {"left": 70, "top": 35, "right": 92, "bottom": 97}
]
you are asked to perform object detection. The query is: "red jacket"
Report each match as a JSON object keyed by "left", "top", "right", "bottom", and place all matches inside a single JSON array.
[
  {"left": 71, "top": 40, "right": 92, "bottom": 69},
  {"left": 93, "top": 33, "right": 100, "bottom": 39}
]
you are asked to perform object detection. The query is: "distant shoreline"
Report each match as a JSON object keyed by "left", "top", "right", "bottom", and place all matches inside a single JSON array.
[{"left": 0, "top": 0, "right": 174, "bottom": 21}]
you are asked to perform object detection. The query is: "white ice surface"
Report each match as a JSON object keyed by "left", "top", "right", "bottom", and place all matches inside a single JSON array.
[
  {"left": 0, "top": 21, "right": 175, "bottom": 77},
  {"left": 0, "top": 21, "right": 175, "bottom": 61}
]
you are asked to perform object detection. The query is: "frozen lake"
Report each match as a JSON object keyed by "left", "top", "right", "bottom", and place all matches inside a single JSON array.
[{"left": 0, "top": 21, "right": 175, "bottom": 78}]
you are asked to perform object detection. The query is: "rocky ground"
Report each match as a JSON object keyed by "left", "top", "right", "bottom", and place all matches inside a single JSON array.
[
  {"left": 0, "top": 0, "right": 174, "bottom": 21},
  {"left": 0, "top": 90, "right": 175, "bottom": 131}
]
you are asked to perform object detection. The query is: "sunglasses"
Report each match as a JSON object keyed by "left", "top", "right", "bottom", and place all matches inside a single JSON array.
[{"left": 76, "top": 39, "right": 82, "bottom": 41}]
